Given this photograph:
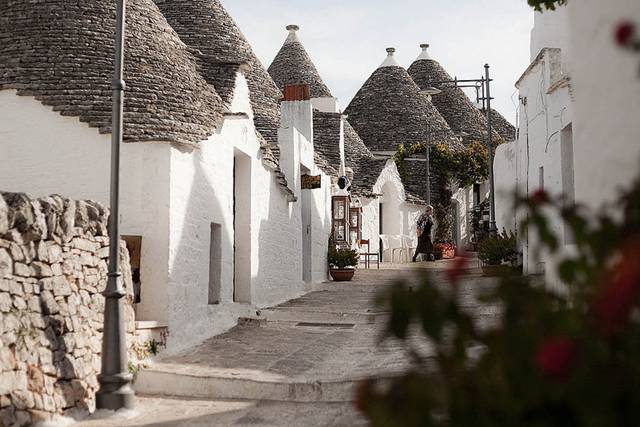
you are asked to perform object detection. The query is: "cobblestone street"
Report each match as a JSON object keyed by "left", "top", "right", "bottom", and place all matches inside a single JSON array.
[{"left": 76, "top": 260, "right": 499, "bottom": 426}]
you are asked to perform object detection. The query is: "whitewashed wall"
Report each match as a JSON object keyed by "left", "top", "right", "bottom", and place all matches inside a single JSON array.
[
  {"left": 0, "top": 74, "right": 334, "bottom": 352},
  {"left": 494, "top": 142, "right": 519, "bottom": 234},
  {"left": 507, "top": 47, "right": 573, "bottom": 274},
  {"left": 358, "top": 160, "right": 425, "bottom": 258},
  {"left": 568, "top": 0, "right": 640, "bottom": 211},
  {"left": 0, "top": 90, "right": 171, "bottom": 324}
]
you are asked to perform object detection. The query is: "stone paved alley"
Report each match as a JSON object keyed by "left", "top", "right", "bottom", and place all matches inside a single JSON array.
[{"left": 76, "top": 261, "right": 500, "bottom": 426}]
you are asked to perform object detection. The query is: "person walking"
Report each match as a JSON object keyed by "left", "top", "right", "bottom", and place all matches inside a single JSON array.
[{"left": 413, "top": 205, "right": 435, "bottom": 262}]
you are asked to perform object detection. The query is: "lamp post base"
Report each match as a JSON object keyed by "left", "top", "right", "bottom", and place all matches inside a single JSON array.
[
  {"left": 488, "top": 222, "right": 498, "bottom": 235},
  {"left": 96, "top": 373, "right": 135, "bottom": 410}
]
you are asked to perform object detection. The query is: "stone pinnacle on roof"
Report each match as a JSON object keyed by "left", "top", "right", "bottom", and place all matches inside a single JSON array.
[
  {"left": 380, "top": 47, "right": 400, "bottom": 68},
  {"left": 408, "top": 43, "right": 501, "bottom": 145},
  {"left": 0, "top": 0, "right": 225, "bottom": 147},
  {"left": 268, "top": 25, "right": 333, "bottom": 98},
  {"left": 285, "top": 25, "right": 301, "bottom": 44},
  {"left": 417, "top": 43, "right": 432, "bottom": 61}
]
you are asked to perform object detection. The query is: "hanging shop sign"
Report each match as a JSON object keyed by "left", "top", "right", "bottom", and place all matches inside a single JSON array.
[{"left": 301, "top": 174, "right": 322, "bottom": 189}]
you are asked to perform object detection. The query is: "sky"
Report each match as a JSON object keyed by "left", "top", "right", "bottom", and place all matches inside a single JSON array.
[{"left": 225, "top": 0, "right": 534, "bottom": 126}]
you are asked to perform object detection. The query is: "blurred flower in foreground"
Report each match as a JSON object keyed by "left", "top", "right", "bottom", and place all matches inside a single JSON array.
[
  {"left": 530, "top": 189, "right": 550, "bottom": 206},
  {"left": 445, "top": 256, "right": 470, "bottom": 285},
  {"left": 615, "top": 21, "right": 636, "bottom": 47},
  {"left": 593, "top": 238, "right": 640, "bottom": 336},
  {"left": 535, "top": 336, "right": 578, "bottom": 382}
]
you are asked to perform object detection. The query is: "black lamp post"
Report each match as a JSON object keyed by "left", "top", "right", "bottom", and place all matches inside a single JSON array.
[
  {"left": 96, "top": 0, "right": 135, "bottom": 410},
  {"left": 427, "top": 64, "right": 499, "bottom": 235},
  {"left": 484, "top": 64, "right": 498, "bottom": 235}
]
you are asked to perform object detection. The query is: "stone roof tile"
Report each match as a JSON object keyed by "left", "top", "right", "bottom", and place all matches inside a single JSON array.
[
  {"left": 268, "top": 26, "right": 332, "bottom": 99},
  {"left": 153, "top": 0, "right": 293, "bottom": 197},
  {"left": 0, "top": 0, "right": 225, "bottom": 147},
  {"left": 408, "top": 46, "right": 504, "bottom": 145},
  {"left": 344, "top": 54, "right": 461, "bottom": 154}
]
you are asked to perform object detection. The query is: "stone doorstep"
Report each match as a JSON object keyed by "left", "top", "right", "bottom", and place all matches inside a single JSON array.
[
  {"left": 255, "top": 309, "right": 389, "bottom": 325},
  {"left": 134, "top": 366, "right": 399, "bottom": 403}
]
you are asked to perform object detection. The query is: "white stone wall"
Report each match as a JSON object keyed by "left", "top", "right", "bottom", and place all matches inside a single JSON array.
[
  {"left": 494, "top": 142, "right": 519, "bottom": 234},
  {"left": 0, "top": 90, "right": 171, "bottom": 324},
  {"left": 530, "top": 6, "right": 570, "bottom": 72},
  {"left": 0, "top": 73, "right": 334, "bottom": 353},
  {"left": 493, "top": 45, "right": 573, "bottom": 274},
  {"left": 452, "top": 186, "right": 475, "bottom": 250},
  {"left": 358, "top": 160, "right": 425, "bottom": 257},
  {"left": 568, "top": 0, "right": 640, "bottom": 211}
]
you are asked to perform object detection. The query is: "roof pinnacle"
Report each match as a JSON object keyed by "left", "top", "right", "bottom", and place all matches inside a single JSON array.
[
  {"left": 416, "top": 43, "right": 432, "bottom": 61},
  {"left": 284, "top": 24, "right": 301, "bottom": 44},
  {"left": 380, "top": 47, "right": 399, "bottom": 68}
]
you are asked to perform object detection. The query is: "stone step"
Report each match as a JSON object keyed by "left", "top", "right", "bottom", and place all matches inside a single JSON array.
[
  {"left": 134, "top": 364, "right": 366, "bottom": 403},
  {"left": 256, "top": 308, "right": 389, "bottom": 325}
]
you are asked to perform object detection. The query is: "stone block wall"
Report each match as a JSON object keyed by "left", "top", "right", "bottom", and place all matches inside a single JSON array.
[{"left": 0, "top": 192, "right": 134, "bottom": 426}]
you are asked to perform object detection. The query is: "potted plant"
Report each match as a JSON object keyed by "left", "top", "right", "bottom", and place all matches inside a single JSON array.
[
  {"left": 478, "top": 230, "right": 519, "bottom": 276},
  {"left": 433, "top": 242, "right": 456, "bottom": 259},
  {"left": 328, "top": 246, "right": 359, "bottom": 281}
]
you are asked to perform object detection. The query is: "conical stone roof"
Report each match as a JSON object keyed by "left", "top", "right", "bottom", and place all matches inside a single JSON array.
[
  {"left": 0, "top": 0, "right": 225, "bottom": 146},
  {"left": 344, "top": 48, "right": 461, "bottom": 154},
  {"left": 153, "top": 0, "right": 282, "bottom": 156},
  {"left": 268, "top": 25, "right": 332, "bottom": 99},
  {"left": 408, "top": 44, "right": 493, "bottom": 145},
  {"left": 486, "top": 108, "right": 516, "bottom": 142}
]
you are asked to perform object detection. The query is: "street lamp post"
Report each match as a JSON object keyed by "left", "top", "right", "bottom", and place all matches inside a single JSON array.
[
  {"left": 484, "top": 64, "right": 498, "bottom": 235},
  {"left": 96, "top": 0, "right": 135, "bottom": 411},
  {"left": 426, "top": 64, "right": 499, "bottom": 235}
]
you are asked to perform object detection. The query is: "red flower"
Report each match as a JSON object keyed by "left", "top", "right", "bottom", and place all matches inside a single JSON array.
[
  {"left": 593, "top": 238, "right": 640, "bottom": 336},
  {"left": 446, "top": 256, "right": 470, "bottom": 285},
  {"left": 530, "top": 189, "right": 550, "bottom": 206},
  {"left": 615, "top": 21, "right": 636, "bottom": 47},
  {"left": 534, "top": 336, "right": 578, "bottom": 382}
]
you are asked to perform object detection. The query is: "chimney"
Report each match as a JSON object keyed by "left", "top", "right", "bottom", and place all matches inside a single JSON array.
[
  {"left": 379, "top": 47, "right": 400, "bottom": 68},
  {"left": 278, "top": 84, "right": 314, "bottom": 196},
  {"left": 283, "top": 84, "right": 311, "bottom": 101}
]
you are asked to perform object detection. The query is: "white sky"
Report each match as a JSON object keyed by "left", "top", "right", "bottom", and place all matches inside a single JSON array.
[{"left": 225, "top": 0, "right": 534, "bottom": 125}]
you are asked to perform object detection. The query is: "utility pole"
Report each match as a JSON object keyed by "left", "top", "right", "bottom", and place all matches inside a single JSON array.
[
  {"left": 96, "top": 0, "right": 135, "bottom": 411},
  {"left": 484, "top": 64, "right": 498, "bottom": 235}
]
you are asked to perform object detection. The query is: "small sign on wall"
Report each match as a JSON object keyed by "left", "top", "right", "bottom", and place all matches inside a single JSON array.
[{"left": 301, "top": 174, "right": 321, "bottom": 189}]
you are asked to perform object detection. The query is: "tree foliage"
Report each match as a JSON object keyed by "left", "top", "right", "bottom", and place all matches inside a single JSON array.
[{"left": 527, "top": 0, "right": 567, "bottom": 12}]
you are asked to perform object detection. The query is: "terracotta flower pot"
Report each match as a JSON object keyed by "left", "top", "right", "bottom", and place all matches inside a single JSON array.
[{"left": 329, "top": 268, "right": 355, "bottom": 282}]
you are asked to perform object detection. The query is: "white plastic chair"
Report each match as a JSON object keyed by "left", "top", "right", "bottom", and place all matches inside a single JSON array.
[
  {"left": 388, "top": 234, "right": 406, "bottom": 264},
  {"left": 401, "top": 235, "right": 416, "bottom": 263}
]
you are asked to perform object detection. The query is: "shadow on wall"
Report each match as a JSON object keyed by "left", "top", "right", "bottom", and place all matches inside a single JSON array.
[{"left": 166, "top": 144, "right": 232, "bottom": 351}]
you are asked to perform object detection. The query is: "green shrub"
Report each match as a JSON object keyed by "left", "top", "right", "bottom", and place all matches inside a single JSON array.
[
  {"left": 478, "top": 230, "right": 517, "bottom": 266},
  {"left": 328, "top": 247, "right": 359, "bottom": 269}
]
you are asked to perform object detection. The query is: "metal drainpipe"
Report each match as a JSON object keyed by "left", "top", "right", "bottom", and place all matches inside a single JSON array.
[{"left": 96, "top": 0, "right": 135, "bottom": 410}]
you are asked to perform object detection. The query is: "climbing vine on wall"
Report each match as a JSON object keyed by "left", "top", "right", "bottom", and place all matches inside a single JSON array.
[
  {"left": 393, "top": 141, "right": 489, "bottom": 244},
  {"left": 393, "top": 141, "right": 489, "bottom": 190}
]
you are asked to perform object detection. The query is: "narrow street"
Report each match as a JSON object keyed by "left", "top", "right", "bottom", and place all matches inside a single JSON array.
[{"left": 77, "top": 261, "right": 500, "bottom": 426}]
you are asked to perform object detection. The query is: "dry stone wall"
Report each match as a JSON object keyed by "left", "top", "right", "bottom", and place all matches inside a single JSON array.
[{"left": 0, "top": 192, "right": 134, "bottom": 426}]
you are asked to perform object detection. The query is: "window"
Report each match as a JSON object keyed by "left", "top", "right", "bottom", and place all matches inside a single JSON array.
[{"left": 208, "top": 223, "right": 222, "bottom": 305}]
